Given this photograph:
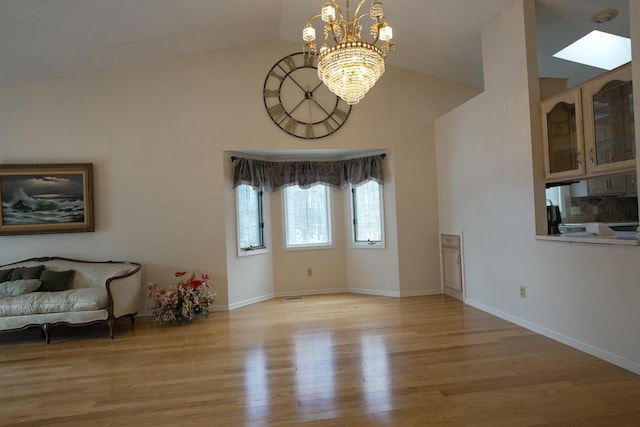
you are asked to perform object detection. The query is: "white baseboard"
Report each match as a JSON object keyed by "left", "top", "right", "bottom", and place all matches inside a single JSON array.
[
  {"left": 275, "top": 288, "right": 347, "bottom": 298},
  {"left": 465, "top": 298, "right": 640, "bottom": 375},
  {"left": 348, "top": 287, "right": 401, "bottom": 297},
  {"left": 228, "top": 293, "right": 274, "bottom": 311},
  {"left": 401, "top": 289, "right": 442, "bottom": 297}
]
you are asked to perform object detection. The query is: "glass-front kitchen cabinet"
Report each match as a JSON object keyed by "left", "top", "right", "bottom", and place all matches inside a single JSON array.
[
  {"left": 582, "top": 63, "right": 634, "bottom": 175},
  {"left": 541, "top": 62, "right": 635, "bottom": 183},
  {"left": 541, "top": 88, "right": 585, "bottom": 181}
]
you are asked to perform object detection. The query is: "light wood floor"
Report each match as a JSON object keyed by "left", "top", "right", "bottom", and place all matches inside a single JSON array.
[{"left": 1, "top": 294, "right": 639, "bottom": 426}]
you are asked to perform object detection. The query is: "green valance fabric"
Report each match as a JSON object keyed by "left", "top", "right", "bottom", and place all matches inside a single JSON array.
[{"left": 232, "top": 154, "right": 385, "bottom": 190}]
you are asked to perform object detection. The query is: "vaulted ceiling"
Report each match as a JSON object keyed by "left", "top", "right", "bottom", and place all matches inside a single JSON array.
[{"left": 0, "top": 0, "right": 631, "bottom": 88}]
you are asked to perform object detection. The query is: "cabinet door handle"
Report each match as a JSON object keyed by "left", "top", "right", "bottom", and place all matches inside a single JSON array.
[
  {"left": 589, "top": 148, "right": 594, "bottom": 164},
  {"left": 456, "top": 255, "right": 460, "bottom": 265}
]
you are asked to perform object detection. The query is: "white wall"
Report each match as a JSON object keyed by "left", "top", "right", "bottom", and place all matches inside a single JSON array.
[
  {"left": 436, "top": 0, "right": 640, "bottom": 374},
  {"left": 0, "top": 40, "right": 479, "bottom": 311}
]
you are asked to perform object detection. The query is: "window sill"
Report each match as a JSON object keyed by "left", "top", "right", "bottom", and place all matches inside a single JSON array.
[
  {"left": 238, "top": 247, "right": 269, "bottom": 257},
  {"left": 351, "top": 242, "right": 385, "bottom": 249},
  {"left": 284, "top": 244, "right": 335, "bottom": 251},
  {"left": 535, "top": 234, "right": 640, "bottom": 246}
]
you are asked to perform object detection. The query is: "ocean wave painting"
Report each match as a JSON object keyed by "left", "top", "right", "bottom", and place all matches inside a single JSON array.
[{"left": 1, "top": 173, "right": 86, "bottom": 225}]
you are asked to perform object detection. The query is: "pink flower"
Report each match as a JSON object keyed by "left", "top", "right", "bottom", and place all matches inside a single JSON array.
[{"left": 148, "top": 271, "right": 216, "bottom": 324}]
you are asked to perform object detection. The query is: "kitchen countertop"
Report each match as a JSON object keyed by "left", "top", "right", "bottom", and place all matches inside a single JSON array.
[
  {"left": 559, "top": 222, "right": 639, "bottom": 228},
  {"left": 537, "top": 231, "right": 640, "bottom": 246}
]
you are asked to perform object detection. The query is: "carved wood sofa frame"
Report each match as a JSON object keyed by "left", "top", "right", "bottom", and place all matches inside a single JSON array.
[{"left": 0, "top": 257, "right": 142, "bottom": 343}]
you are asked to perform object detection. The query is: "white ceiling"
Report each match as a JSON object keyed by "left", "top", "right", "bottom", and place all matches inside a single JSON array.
[
  {"left": 0, "top": 0, "right": 631, "bottom": 88},
  {"left": 537, "top": 0, "right": 630, "bottom": 86}
]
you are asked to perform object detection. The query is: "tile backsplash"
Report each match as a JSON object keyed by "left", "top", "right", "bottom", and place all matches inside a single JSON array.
[
  {"left": 547, "top": 172, "right": 638, "bottom": 227},
  {"left": 563, "top": 195, "right": 638, "bottom": 224}
]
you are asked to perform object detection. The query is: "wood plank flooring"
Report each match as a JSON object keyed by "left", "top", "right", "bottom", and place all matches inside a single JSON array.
[{"left": 1, "top": 294, "right": 639, "bottom": 426}]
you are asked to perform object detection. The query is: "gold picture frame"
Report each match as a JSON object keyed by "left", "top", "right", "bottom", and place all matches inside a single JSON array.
[{"left": 0, "top": 163, "right": 94, "bottom": 236}]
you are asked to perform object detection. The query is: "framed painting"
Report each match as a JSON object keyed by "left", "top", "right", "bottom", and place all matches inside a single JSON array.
[{"left": 0, "top": 163, "right": 94, "bottom": 236}]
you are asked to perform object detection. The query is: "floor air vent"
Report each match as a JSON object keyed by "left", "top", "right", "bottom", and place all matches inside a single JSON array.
[{"left": 284, "top": 296, "right": 304, "bottom": 301}]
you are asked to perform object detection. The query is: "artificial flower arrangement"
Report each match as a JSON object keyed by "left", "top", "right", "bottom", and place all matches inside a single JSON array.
[{"left": 148, "top": 271, "right": 216, "bottom": 324}]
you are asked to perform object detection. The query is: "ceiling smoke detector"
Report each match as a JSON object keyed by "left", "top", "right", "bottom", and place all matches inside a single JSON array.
[{"left": 591, "top": 9, "right": 618, "bottom": 24}]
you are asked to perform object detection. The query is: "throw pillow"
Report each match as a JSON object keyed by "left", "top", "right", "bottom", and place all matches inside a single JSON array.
[
  {"left": 10, "top": 265, "right": 45, "bottom": 281},
  {"left": 0, "top": 268, "right": 14, "bottom": 283},
  {"left": 0, "top": 279, "right": 42, "bottom": 297},
  {"left": 38, "top": 269, "right": 75, "bottom": 292}
]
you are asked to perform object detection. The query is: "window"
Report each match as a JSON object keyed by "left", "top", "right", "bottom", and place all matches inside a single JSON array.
[
  {"left": 545, "top": 185, "right": 567, "bottom": 220},
  {"left": 351, "top": 180, "right": 384, "bottom": 247},
  {"left": 236, "top": 184, "right": 265, "bottom": 253},
  {"left": 283, "top": 184, "right": 332, "bottom": 248}
]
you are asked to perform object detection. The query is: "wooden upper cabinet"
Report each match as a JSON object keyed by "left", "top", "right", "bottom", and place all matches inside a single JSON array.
[
  {"left": 541, "top": 88, "right": 585, "bottom": 181},
  {"left": 541, "top": 63, "right": 635, "bottom": 183},
  {"left": 582, "top": 63, "right": 635, "bottom": 175}
]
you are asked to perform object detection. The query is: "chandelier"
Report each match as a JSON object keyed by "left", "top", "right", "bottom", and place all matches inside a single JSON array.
[{"left": 302, "top": 0, "right": 394, "bottom": 105}]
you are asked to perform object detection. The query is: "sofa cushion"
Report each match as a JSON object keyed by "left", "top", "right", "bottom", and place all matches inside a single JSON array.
[
  {"left": 39, "top": 269, "right": 75, "bottom": 292},
  {"left": 0, "top": 268, "right": 14, "bottom": 283},
  {"left": 0, "top": 279, "right": 42, "bottom": 297},
  {"left": 10, "top": 265, "right": 45, "bottom": 281},
  {"left": 0, "top": 288, "right": 108, "bottom": 316}
]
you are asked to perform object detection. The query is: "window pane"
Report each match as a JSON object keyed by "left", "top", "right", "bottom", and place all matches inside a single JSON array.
[
  {"left": 353, "top": 181, "right": 382, "bottom": 242},
  {"left": 285, "top": 185, "right": 331, "bottom": 247},
  {"left": 237, "top": 184, "right": 263, "bottom": 249}
]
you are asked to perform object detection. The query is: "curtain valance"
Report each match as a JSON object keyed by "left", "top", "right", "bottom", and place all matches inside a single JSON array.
[{"left": 232, "top": 154, "right": 385, "bottom": 190}]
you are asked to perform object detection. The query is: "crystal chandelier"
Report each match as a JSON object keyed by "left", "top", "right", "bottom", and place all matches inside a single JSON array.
[{"left": 302, "top": 0, "right": 394, "bottom": 105}]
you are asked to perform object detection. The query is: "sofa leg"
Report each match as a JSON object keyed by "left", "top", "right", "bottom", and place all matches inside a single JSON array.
[
  {"left": 107, "top": 319, "right": 114, "bottom": 339},
  {"left": 129, "top": 314, "right": 135, "bottom": 329},
  {"left": 42, "top": 323, "right": 52, "bottom": 344}
]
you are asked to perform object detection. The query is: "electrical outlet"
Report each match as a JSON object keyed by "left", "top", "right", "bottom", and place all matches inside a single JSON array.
[
  {"left": 520, "top": 286, "right": 526, "bottom": 298},
  {"left": 570, "top": 206, "right": 581, "bottom": 215},
  {"left": 307, "top": 268, "right": 312, "bottom": 276},
  {"left": 593, "top": 205, "right": 599, "bottom": 214}
]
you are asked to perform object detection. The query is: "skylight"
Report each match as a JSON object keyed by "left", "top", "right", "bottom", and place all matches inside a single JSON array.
[{"left": 552, "top": 30, "right": 631, "bottom": 70}]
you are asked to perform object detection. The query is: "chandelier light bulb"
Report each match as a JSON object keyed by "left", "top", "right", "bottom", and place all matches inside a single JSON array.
[
  {"left": 303, "top": 23, "right": 316, "bottom": 42},
  {"left": 379, "top": 24, "right": 392, "bottom": 42},
  {"left": 321, "top": 3, "right": 336, "bottom": 22},
  {"left": 370, "top": 1, "right": 384, "bottom": 19}
]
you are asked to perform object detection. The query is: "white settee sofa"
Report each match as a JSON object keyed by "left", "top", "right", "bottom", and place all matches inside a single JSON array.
[{"left": 0, "top": 257, "right": 141, "bottom": 343}]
